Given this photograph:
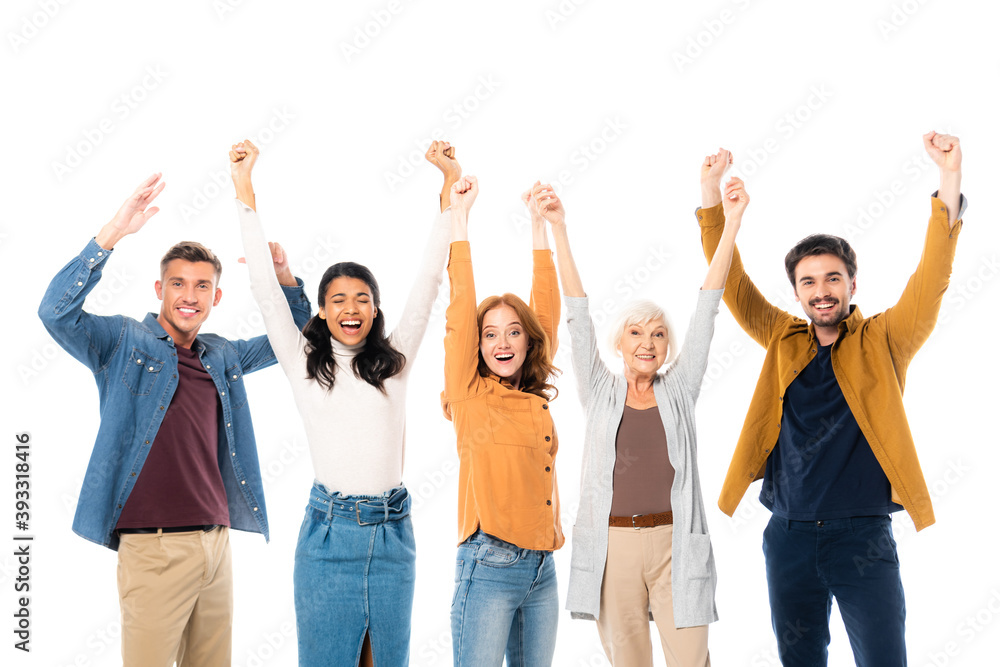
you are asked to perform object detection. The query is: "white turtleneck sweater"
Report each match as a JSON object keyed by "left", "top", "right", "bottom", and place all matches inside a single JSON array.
[{"left": 237, "top": 200, "right": 450, "bottom": 495}]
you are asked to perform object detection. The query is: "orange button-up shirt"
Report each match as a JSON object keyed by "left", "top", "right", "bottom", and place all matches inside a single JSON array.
[
  {"left": 698, "top": 196, "right": 963, "bottom": 531},
  {"left": 442, "top": 241, "right": 565, "bottom": 551}
]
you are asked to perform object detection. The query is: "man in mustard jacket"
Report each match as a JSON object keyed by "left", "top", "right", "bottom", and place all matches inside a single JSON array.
[{"left": 697, "top": 132, "right": 964, "bottom": 666}]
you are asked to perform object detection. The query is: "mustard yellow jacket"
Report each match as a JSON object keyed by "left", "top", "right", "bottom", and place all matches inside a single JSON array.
[{"left": 698, "top": 195, "right": 964, "bottom": 531}]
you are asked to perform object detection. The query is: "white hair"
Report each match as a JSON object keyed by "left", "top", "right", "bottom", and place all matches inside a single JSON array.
[{"left": 606, "top": 299, "right": 680, "bottom": 368}]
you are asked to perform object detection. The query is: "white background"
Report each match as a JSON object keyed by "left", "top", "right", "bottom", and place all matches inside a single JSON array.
[{"left": 3, "top": 1, "right": 998, "bottom": 665}]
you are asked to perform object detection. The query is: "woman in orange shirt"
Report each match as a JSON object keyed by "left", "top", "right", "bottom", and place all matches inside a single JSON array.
[{"left": 442, "top": 175, "right": 564, "bottom": 666}]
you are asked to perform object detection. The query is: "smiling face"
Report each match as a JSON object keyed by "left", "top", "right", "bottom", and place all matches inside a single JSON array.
[
  {"left": 319, "top": 276, "right": 377, "bottom": 345},
  {"left": 793, "top": 253, "right": 856, "bottom": 332},
  {"left": 155, "top": 259, "right": 222, "bottom": 348},
  {"left": 479, "top": 304, "right": 531, "bottom": 387},
  {"left": 619, "top": 317, "right": 670, "bottom": 379}
]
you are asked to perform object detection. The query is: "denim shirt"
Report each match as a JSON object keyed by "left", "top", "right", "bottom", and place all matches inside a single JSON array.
[{"left": 38, "top": 238, "right": 312, "bottom": 550}]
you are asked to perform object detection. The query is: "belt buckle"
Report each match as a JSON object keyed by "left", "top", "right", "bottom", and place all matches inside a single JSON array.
[
  {"left": 631, "top": 514, "right": 643, "bottom": 530},
  {"left": 355, "top": 499, "right": 376, "bottom": 526}
]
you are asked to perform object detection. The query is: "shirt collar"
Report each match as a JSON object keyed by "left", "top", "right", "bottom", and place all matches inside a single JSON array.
[{"left": 142, "top": 312, "right": 203, "bottom": 354}]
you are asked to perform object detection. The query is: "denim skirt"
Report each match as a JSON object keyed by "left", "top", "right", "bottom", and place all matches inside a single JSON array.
[{"left": 293, "top": 481, "right": 415, "bottom": 667}]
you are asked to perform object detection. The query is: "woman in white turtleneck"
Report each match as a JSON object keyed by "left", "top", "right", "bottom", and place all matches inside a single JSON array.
[{"left": 229, "top": 139, "right": 457, "bottom": 667}]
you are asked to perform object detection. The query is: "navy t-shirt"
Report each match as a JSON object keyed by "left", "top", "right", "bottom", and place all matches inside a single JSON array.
[{"left": 760, "top": 342, "right": 904, "bottom": 520}]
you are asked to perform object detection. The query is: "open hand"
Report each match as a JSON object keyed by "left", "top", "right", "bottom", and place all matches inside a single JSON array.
[{"left": 107, "top": 173, "right": 166, "bottom": 237}]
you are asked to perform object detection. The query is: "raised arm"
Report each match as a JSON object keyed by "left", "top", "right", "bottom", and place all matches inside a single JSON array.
[
  {"left": 230, "top": 140, "right": 308, "bottom": 369},
  {"left": 390, "top": 144, "right": 461, "bottom": 359},
  {"left": 883, "top": 132, "right": 965, "bottom": 360},
  {"left": 426, "top": 140, "right": 462, "bottom": 212},
  {"left": 442, "top": 176, "right": 483, "bottom": 411},
  {"left": 531, "top": 182, "right": 613, "bottom": 404},
  {"left": 524, "top": 184, "right": 560, "bottom": 355},
  {"left": 703, "top": 176, "right": 746, "bottom": 290},
  {"left": 39, "top": 174, "right": 165, "bottom": 369},
  {"left": 698, "top": 148, "right": 790, "bottom": 347}
]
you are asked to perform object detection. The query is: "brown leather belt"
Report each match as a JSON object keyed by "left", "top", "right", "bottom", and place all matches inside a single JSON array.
[
  {"left": 609, "top": 511, "right": 673, "bottom": 529},
  {"left": 117, "top": 524, "right": 220, "bottom": 535}
]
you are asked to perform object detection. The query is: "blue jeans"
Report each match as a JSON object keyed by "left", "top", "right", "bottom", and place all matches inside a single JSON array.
[
  {"left": 451, "top": 530, "right": 559, "bottom": 667},
  {"left": 763, "top": 515, "right": 906, "bottom": 666},
  {"left": 293, "top": 482, "right": 415, "bottom": 667}
]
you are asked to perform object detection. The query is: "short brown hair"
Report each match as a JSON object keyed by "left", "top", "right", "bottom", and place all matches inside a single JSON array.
[
  {"left": 160, "top": 242, "right": 223, "bottom": 283},
  {"left": 784, "top": 234, "right": 856, "bottom": 286},
  {"left": 476, "top": 294, "right": 559, "bottom": 401}
]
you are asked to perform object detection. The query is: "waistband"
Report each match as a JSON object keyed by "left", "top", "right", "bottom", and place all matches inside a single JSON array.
[
  {"left": 307, "top": 481, "right": 410, "bottom": 525},
  {"left": 461, "top": 529, "right": 551, "bottom": 556},
  {"left": 770, "top": 515, "right": 890, "bottom": 534}
]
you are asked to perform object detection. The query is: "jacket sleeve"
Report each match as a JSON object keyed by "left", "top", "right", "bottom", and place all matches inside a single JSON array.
[
  {"left": 442, "top": 242, "right": 482, "bottom": 417},
  {"left": 670, "top": 288, "right": 724, "bottom": 401},
  {"left": 529, "top": 249, "right": 561, "bottom": 358},
  {"left": 38, "top": 238, "right": 126, "bottom": 372},
  {"left": 697, "top": 203, "right": 791, "bottom": 348},
  {"left": 881, "top": 193, "right": 965, "bottom": 362},
  {"left": 235, "top": 200, "right": 313, "bottom": 374},
  {"left": 564, "top": 296, "right": 613, "bottom": 410}
]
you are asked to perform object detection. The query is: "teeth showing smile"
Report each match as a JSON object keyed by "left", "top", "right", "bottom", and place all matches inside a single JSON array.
[
  {"left": 814, "top": 302, "right": 835, "bottom": 310},
  {"left": 340, "top": 319, "right": 362, "bottom": 333},
  {"left": 636, "top": 354, "right": 655, "bottom": 360},
  {"left": 495, "top": 353, "right": 514, "bottom": 361},
  {"left": 178, "top": 307, "right": 197, "bottom": 314}
]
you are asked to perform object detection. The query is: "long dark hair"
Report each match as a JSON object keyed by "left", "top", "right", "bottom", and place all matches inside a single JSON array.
[{"left": 302, "top": 262, "right": 405, "bottom": 393}]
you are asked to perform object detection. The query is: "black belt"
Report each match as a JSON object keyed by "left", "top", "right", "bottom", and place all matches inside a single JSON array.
[{"left": 117, "top": 524, "right": 220, "bottom": 535}]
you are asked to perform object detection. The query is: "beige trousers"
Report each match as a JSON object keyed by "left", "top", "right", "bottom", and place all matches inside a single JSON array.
[
  {"left": 117, "top": 526, "right": 233, "bottom": 667},
  {"left": 596, "top": 524, "right": 710, "bottom": 667}
]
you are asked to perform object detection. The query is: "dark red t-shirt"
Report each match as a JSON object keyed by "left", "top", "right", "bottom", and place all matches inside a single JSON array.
[{"left": 116, "top": 345, "right": 230, "bottom": 529}]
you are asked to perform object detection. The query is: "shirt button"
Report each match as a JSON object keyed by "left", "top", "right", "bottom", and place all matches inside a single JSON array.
[
  {"left": 77, "top": 281, "right": 83, "bottom": 286},
  {"left": 131, "top": 472, "right": 136, "bottom": 476},
  {"left": 816, "top": 520, "right": 825, "bottom": 527},
  {"left": 233, "top": 375, "right": 238, "bottom": 380},
  {"left": 253, "top": 507, "right": 258, "bottom": 511},
  {"left": 544, "top": 436, "right": 551, "bottom": 442},
  {"left": 546, "top": 500, "right": 551, "bottom": 506},
  {"left": 231, "top": 452, "right": 236, "bottom": 456},
  {"left": 89, "top": 258, "right": 94, "bottom": 262},
  {"left": 545, "top": 466, "right": 551, "bottom": 472},
  {"left": 221, "top": 392, "right": 225, "bottom": 396},
  {"left": 145, "top": 440, "right": 150, "bottom": 444},
  {"left": 542, "top": 404, "right": 548, "bottom": 410},
  {"left": 241, "top": 480, "right": 246, "bottom": 485},
  {"left": 206, "top": 365, "right": 211, "bottom": 369},
  {"left": 136, "top": 359, "right": 143, "bottom": 364},
  {"left": 159, "top": 406, "right": 164, "bottom": 410},
  {"left": 148, "top": 366, "right": 154, "bottom": 371},
  {"left": 97, "top": 252, "right": 103, "bottom": 256},
  {"left": 227, "top": 423, "right": 231, "bottom": 428}
]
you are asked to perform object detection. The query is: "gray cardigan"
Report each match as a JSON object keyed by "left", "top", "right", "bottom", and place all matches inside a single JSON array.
[{"left": 564, "top": 289, "right": 722, "bottom": 627}]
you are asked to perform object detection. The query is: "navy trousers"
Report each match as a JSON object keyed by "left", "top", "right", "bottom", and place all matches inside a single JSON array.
[{"left": 763, "top": 515, "right": 906, "bottom": 666}]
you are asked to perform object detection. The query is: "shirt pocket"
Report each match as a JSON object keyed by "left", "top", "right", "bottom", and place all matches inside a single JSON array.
[
  {"left": 122, "top": 348, "right": 164, "bottom": 396},
  {"left": 225, "top": 363, "right": 248, "bottom": 410},
  {"left": 485, "top": 395, "right": 541, "bottom": 448}
]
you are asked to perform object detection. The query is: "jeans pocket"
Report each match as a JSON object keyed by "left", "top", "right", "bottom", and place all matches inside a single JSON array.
[{"left": 476, "top": 541, "right": 520, "bottom": 568}]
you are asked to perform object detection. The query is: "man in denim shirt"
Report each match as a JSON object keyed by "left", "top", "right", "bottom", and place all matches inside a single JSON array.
[{"left": 38, "top": 174, "right": 311, "bottom": 666}]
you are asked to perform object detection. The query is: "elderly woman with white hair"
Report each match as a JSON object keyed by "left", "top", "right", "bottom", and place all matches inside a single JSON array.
[{"left": 528, "top": 152, "right": 746, "bottom": 666}]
